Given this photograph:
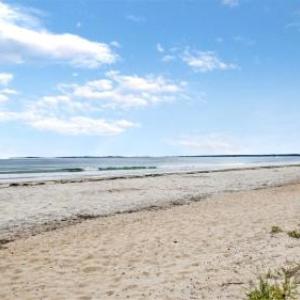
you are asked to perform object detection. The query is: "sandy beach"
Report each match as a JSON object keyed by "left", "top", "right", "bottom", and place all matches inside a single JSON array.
[
  {"left": 0, "top": 166, "right": 300, "bottom": 299},
  {"left": 2, "top": 0, "right": 300, "bottom": 298},
  {"left": 1, "top": 165, "right": 300, "bottom": 242}
]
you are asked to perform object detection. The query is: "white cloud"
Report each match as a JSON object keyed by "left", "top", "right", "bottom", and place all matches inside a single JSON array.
[
  {"left": 108, "top": 71, "right": 183, "bottom": 93},
  {"left": 169, "top": 134, "right": 246, "bottom": 155},
  {"left": 0, "top": 72, "right": 13, "bottom": 85},
  {"left": 0, "top": 88, "right": 17, "bottom": 103},
  {"left": 0, "top": 94, "right": 8, "bottom": 102},
  {"left": 0, "top": 1, "right": 41, "bottom": 27},
  {"left": 156, "top": 46, "right": 179, "bottom": 63},
  {"left": 0, "top": 110, "right": 20, "bottom": 121},
  {"left": 0, "top": 73, "right": 16, "bottom": 102},
  {"left": 156, "top": 43, "right": 164, "bottom": 53},
  {"left": 27, "top": 116, "right": 136, "bottom": 135},
  {"left": 0, "top": 70, "right": 184, "bottom": 135},
  {"left": 156, "top": 46, "right": 237, "bottom": 72},
  {"left": 182, "top": 50, "right": 237, "bottom": 72},
  {"left": 110, "top": 41, "right": 121, "bottom": 48},
  {"left": 222, "top": 0, "right": 239, "bottom": 7},
  {"left": 0, "top": 109, "right": 137, "bottom": 136},
  {"left": 0, "top": 1, "right": 117, "bottom": 68},
  {"left": 58, "top": 71, "right": 187, "bottom": 109},
  {"left": 162, "top": 54, "right": 176, "bottom": 63},
  {"left": 0, "top": 88, "right": 17, "bottom": 95}
]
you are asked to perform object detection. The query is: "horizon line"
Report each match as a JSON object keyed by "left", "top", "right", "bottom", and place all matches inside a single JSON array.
[{"left": 3, "top": 153, "right": 300, "bottom": 159}]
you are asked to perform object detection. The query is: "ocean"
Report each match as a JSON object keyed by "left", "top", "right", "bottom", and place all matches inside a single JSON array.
[{"left": 0, "top": 155, "right": 300, "bottom": 182}]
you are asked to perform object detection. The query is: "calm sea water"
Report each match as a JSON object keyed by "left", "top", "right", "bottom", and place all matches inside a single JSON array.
[{"left": 0, "top": 156, "right": 300, "bottom": 182}]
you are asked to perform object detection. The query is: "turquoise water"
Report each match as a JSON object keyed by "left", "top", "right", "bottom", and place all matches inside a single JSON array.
[{"left": 0, "top": 155, "right": 300, "bottom": 182}]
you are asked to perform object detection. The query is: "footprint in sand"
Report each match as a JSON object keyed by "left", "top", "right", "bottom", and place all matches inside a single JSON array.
[
  {"left": 106, "top": 290, "right": 114, "bottom": 296},
  {"left": 82, "top": 266, "right": 102, "bottom": 273},
  {"left": 78, "top": 296, "right": 92, "bottom": 300}
]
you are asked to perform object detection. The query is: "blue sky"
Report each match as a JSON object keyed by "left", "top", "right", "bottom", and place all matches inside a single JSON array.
[{"left": 0, "top": 0, "right": 299, "bottom": 157}]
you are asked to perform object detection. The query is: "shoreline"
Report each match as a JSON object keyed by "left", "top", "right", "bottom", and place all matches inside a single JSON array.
[
  {"left": 1, "top": 162, "right": 300, "bottom": 187},
  {"left": 1, "top": 164, "right": 300, "bottom": 245},
  {"left": 1, "top": 183, "right": 299, "bottom": 299}
]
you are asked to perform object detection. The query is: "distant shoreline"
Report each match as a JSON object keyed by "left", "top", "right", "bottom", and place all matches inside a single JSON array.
[{"left": 4, "top": 153, "right": 300, "bottom": 159}]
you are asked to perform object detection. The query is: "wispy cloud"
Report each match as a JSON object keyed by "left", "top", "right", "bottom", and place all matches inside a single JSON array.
[
  {"left": 0, "top": 110, "right": 137, "bottom": 136},
  {"left": 26, "top": 116, "right": 136, "bottom": 136},
  {"left": 0, "top": 1, "right": 118, "bottom": 68},
  {"left": 285, "top": 22, "right": 300, "bottom": 32},
  {"left": 182, "top": 49, "right": 237, "bottom": 72},
  {"left": 0, "top": 72, "right": 13, "bottom": 85},
  {"left": 126, "top": 14, "right": 146, "bottom": 23},
  {"left": 168, "top": 133, "right": 246, "bottom": 155},
  {"left": 162, "top": 54, "right": 176, "bottom": 63},
  {"left": 0, "top": 88, "right": 18, "bottom": 103},
  {"left": 157, "top": 46, "right": 237, "bottom": 72},
  {"left": 0, "top": 72, "right": 17, "bottom": 102},
  {"left": 156, "top": 43, "right": 165, "bottom": 53},
  {"left": 110, "top": 41, "right": 121, "bottom": 48},
  {"left": 233, "top": 36, "right": 256, "bottom": 46},
  {"left": 156, "top": 43, "right": 177, "bottom": 63},
  {"left": 222, "top": 0, "right": 239, "bottom": 7}
]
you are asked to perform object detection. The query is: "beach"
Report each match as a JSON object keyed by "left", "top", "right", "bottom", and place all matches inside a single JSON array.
[
  {"left": 1, "top": 0, "right": 300, "bottom": 298},
  {"left": 0, "top": 165, "right": 300, "bottom": 299}
]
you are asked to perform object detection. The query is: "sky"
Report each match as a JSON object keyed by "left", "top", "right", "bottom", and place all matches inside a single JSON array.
[{"left": 0, "top": 0, "right": 300, "bottom": 157}]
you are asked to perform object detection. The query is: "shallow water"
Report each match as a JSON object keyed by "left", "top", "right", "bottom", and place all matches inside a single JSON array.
[{"left": 0, "top": 155, "right": 300, "bottom": 182}]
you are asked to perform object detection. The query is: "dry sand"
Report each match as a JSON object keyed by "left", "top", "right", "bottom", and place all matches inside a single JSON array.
[
  {"left": 0, "top": 182, "right": 300, "bottom": 299},
  {"left": 1, "top": 165, "right": 300, "bottom": 242}
]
